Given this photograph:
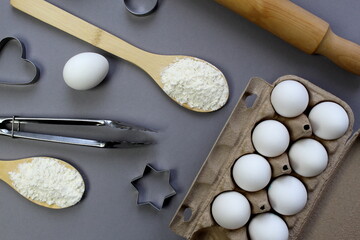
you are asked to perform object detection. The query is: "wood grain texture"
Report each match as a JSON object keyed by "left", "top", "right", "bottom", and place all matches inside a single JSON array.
[
  {"left": 316, "top": 29, "right": 360, "bottom": 75},
  {"left": 10, "top": 0, "right": 229, "bottom": 112},
  {"left": 215, "top": 0, "right": 360, "bottom": 75}
]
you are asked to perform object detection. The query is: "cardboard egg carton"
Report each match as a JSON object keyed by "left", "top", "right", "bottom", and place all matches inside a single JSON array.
[{"left": 170, "top": 75, "right": 359, "bottom": 240}]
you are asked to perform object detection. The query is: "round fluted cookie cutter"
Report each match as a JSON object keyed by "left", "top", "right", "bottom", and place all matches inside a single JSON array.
[{"left": 123, "top": 0, "right": 158, "bottom": 16}]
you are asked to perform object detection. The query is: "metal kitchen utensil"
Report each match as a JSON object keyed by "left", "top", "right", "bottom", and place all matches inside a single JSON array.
[
  {"left": 131, "top": 164, "right": 176, "bottom": 210},
  {"left": 0, "top": 116, "right": 152, "bottom": 148},
  {"left": 0, "top": 37, "right": 39, "bottom": 85},
  {"left": 10, "top": 0, "right": 229, "bottom": 113},
  {"left": 123, "top": 0, "right": 158, "bottom": 16}
]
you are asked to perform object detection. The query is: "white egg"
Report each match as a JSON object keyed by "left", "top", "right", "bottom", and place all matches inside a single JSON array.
[
  {"left": 232, "top": 154, "right": 272, "bottom": 192},
  {"left": 252, "top": 120, "right": 290, "bottom": 157},
  {"left": 211, "top": 191, "right": 251, "bottom": 230},
  {"left": 248, "top": 213, "right": 289, "bottom": 240},
  {"left": 309, "top": 101, "right": 349, "bottom": 140},
  {"left": 268, "top": 176, "right": 307, "bottom": 215},
  {"left": 289, "top": 138, "right": 328, "bottom": 177},
  {"left": 63, "top": 52, "right": 109, "bottom": 90},
  {"left": 271, "top": 80, "right": 309, "bottom": 118}
]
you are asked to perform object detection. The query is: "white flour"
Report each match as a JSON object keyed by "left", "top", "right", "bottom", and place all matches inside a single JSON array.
[
  {"left": 160, "top": 58, "right": 229, "bottom": 111},
  {"left": 9, "top": 157, "right": 85, "bottom": 208}
]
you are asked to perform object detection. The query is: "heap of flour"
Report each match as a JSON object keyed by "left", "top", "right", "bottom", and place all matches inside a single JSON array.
[
  {"left": 9, "top": 157, "right": 85, "bottom": 208},
  {"left": 160, "top": 58, "right": 229, "bottom": 111}
]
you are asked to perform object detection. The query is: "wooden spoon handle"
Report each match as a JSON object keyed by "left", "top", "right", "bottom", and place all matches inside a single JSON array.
[
  {"left": 10, "top": 0, "right": 149, "bottom": 65},
  {"left": 215, "top": 0, "right": 360, "bottom": 75}
]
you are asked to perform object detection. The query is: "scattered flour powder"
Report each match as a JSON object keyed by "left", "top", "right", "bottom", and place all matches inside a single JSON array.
[
  {"left": 9, "top": 157, "right": 85, "bottom": 208},
  {"left": 160, "top": 58, "right": 229, "bottom": 111}
]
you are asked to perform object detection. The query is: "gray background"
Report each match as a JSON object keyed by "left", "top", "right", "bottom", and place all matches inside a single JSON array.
[{"left": 0, "top": 0, "right": 359, "bottom": 239}]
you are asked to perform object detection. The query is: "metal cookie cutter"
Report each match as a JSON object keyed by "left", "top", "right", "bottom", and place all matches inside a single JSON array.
[
  {"left": 0, "top": 37, "right": 39, "bottom": 85},
  {"left": 0, "top": 116, "right": 152, "bottom": 148},
  {"left": 131, "top": 164, "right": 176, "bottom": 210},
  {"left": 123, "top": 0, "right": 158, "bottom": 16}
]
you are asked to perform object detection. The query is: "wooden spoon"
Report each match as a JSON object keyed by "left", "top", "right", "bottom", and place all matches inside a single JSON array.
[
  {"left": 10, "top": 0, "right": 229, "bottom": 112},
  {"left": 0, "top": 157, "right": 85, "bottom": 209}
]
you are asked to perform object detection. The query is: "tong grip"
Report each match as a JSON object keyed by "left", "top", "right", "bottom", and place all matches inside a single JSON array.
[
  {"left": 11, "top": 130, "right": 106, "bottom": 148},
  {"left": 11, "top": 117, "right": 106, "bottom": 127}
]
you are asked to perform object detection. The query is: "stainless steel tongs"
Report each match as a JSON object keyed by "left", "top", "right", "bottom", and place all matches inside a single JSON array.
[{"left": 0, "top": 116, "right": 153, "bottom": 148}]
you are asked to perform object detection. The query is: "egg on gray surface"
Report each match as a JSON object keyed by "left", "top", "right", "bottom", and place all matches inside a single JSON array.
[{"left": 63, "top": 52, "right": 109, "bottom": 90}]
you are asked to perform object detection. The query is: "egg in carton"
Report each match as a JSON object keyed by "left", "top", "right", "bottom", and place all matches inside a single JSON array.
[{"left": 170, "top": 75, "right": 359, "bottom": 240}]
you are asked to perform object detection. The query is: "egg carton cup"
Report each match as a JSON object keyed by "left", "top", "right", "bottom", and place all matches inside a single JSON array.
[{"left": 170, "top": 75, "right": 359, "bottom": 240}]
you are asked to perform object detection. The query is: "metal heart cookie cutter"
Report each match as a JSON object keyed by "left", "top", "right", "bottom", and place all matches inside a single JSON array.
[
  {"left": 0, "top": 37, "right": 39, "bottom": 85},
  {"left": 131, "top": 164, "right": 176, "bottom": 210},
  {"left": 123, "top": 0, "right": 158, "bottom": 16}
]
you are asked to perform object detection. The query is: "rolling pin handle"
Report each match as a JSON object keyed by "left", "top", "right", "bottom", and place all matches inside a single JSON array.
[
  {"left": 215, "top": 0, "right": 360, "bottom": 76},
  {"left": 316, "top": 29, "right": 360, "bottom": 75}
]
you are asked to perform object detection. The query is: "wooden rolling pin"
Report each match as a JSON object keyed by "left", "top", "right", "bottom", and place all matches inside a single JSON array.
[{"left": 215, "top": 0, "right": 360, "bottom": 75}]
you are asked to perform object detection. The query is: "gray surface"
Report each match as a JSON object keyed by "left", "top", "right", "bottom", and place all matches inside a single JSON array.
[{"left": 0, "top": 0, "right": 359, "bottom": 239}]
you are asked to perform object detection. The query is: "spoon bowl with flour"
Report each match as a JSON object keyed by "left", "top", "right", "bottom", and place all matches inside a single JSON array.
[
  {"left": 11, "top": 0, "right": 229, "bottom": 112},
  {"left": 154, "top": 56, "right": 229, "bottom": 112},
  {"left": 0, "top": 157, "right": 85, "bottom": 209}
]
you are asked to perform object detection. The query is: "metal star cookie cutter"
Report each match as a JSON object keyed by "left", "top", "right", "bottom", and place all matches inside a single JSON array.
[
  {"left": 123, "top": 0, "right": 158, "bottom": 16},
  {"left": 131, "top": 164, "right": 176, "bottom": 211},
  {"left": 0, "top": 37, "right": 39, "bottom": 85}
]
